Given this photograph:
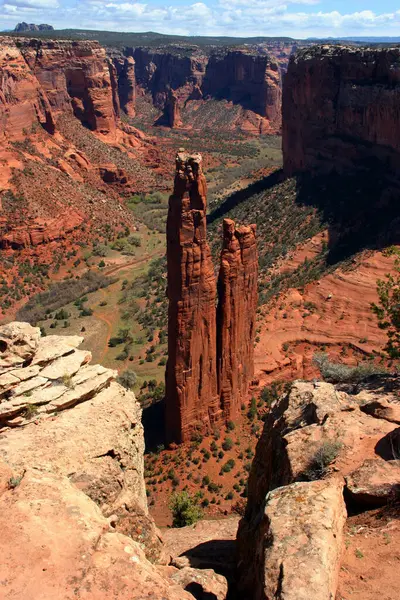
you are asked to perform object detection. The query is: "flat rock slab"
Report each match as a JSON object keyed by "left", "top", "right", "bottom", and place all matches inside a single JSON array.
[
  {"left": 31, "top": 335, "right": 83, "bottom": 365},
  {"left": 40, "top": 349, "right": 91, "bottom": 380},
  {"left": 345, "top": 458, "right": 400, "bottom": 507}
]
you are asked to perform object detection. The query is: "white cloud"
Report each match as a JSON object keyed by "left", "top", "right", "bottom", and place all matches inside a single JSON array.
[
  {"left": 1, "top": 0, "right": 400, "bottom": 38},
  {"left": 5, "top": 0, "right": 59, "bottom": 9}
]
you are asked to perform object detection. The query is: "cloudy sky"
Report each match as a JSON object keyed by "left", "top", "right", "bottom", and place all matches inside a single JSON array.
[{"left": 1, "top": 0, "right": 400, "bottom": 38}]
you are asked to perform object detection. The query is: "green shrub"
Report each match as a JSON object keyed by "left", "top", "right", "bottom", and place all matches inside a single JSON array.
[
  {"left": 54, "top": 308, "right": 70, "bottom": 320},
  {"left": 93, "top": 243, "right": 107, "bottom": 257},
  {"left": 169, "top": 491, "right": 202, "bottom": 528},
  {"left": 222, "top": 437, "right": 233, "bottom": 451}
]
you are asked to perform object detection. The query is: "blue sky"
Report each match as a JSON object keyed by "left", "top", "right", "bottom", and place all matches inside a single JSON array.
[{"left": 1, "top": 0, "right": 400, "bottom": 37}]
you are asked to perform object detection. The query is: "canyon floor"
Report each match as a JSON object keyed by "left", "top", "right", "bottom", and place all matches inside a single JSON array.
[{"left": 2, "top": 117, "right": 399, "bottom": 526}]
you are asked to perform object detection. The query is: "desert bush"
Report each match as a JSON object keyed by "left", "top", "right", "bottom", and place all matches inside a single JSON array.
[
  {"left": 303, "top": 439, "right": 342, "bottom": 481},
  {"left": 371, "top": 258, "right": 400, "bottom": 358},
  {"left": 169, "top": 491, "right": 202, "bottom": 528},
  {"left": 116, "top": 369, "right": 137, "bottom": 390},
  {"left": 222, "top": 437, "right": 233, "bottom": 451},
  {"left": 313, "top": 353, "right": 387, "bottom": 383},
  {"left": 93, "top": 243, "right": 107, "bottom": 257}
]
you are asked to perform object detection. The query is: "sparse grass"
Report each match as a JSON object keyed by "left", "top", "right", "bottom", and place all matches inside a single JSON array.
[
  {"left": 61, "top": 373, "right": 74, "bottom": 389},
  {"left": 303, "top": 439, "right": 342, "bottom": 481},
  {"left": 313, "top": 352, "right": 388, "bottom": 383}
]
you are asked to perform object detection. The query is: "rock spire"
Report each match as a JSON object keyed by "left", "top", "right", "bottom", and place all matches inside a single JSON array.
[{"left": 166, "top": 152, "right": 258, "bottom": 443}]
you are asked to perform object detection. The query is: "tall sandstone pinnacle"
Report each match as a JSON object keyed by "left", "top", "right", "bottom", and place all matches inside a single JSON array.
[
  {"left": 166, "top": 152, "right": 258, "bottom": 444},
  {"left": 217, "top": 219, "right": 258, "bottom": 421},
  {"left": 165, "top": 151, "right": 220, "bottom": 444}
]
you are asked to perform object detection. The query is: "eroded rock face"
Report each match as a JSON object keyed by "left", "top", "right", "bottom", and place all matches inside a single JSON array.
[
  {"left": 166, "top": 155, "right": 258, "bottom": 443},
  {"left": 165, "top": 89, "right": 182, "bottom": 128},
  {"left": 283, "top": 45, "right": 400, "bottom": 178},
  {"left": 217, "top": 219, "right": 258, "bottom": 420},
  {"left": 0, "top": 38, "right": 55, "bottom": 141},
  {"left": 111, "top": 53, "right": 136, "bottom": 116},
  {"left": 18, "top": 39, "right": 119, "bottom": 136},
  {"left": 0, "top": 323, "right": 206, "bottom": 597},
  {"left": 124, "top": 45, "right": 282, "bottom": 131},
  {"left": 239, "top": 478, "right": 346, "bottom": 600},
  {"left": 166, "top": 152, "right": 220, "bottom": 443},
  {"left": 202, "top": 50, "right": 281, "bottom": 123},
  {"left": 237, "top": 380, "right": 400, "bottom": 599}
]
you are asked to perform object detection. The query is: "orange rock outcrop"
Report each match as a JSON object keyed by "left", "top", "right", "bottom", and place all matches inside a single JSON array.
[
  {"left": 18, "top": 39, "right": 119, "bottom": 137},
  {"left": 217, "top": 219, "right": 258, "bottom": 421},
  {"left": 166, "top": 153, "right": 258, "bottom": 443}
]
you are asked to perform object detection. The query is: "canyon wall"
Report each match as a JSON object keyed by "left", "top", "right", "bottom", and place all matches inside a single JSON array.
[
  {"left": 133, "top": 46, "right": 207, "bottom": 110},
  {"left": 166, "top": 154, "right": 258, "bottom": 443},
  {"left": 202, "top": 50, "right": 281, "bottom": 122},
  {"left": 18, "top": 39, "right": 119, "bottom": 136},
  {"left": 283, "top": 45, "right": 400, "bottom": 177},
  {"left": 110, "top": 51, "right": 136, "bottom": 116},
  {"left": 0, "top": 38, "right": 55, "bottom": 141},
  {"left": 165, "top": 151, "right": 220, "bottom": 444},
  {"left": 217, "top": 219, "right": 258, "bottom": 421},
  {"left": 114, "top": 45, "right": 283, "bottom": 132}
]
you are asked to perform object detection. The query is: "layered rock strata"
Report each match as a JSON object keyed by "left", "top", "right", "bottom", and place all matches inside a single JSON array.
[
  {"left": 117, "top": 45, "right": 282, "bottom": 132},
  {"left": 0, "top": 39, "right": 55, "bottom": 141},
  {"left": 283, "top": 45, "right": 400, "bottom": 178},
  {"left": 166, "top": 154, "right": 258, "bottom": 443},
  {"left": 217, "top": 219, "right": 258, "bottom": 420},
  {"left": 166, "top": 151, "right": 220, "bottom": 444},
  {"left": 18, "top": 39, "right": 119, "bottom": 136}
]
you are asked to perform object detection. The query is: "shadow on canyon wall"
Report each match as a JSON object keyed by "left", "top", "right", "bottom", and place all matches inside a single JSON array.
[{"left": 208, "top": 162, "right": 400, "bottom": 268}]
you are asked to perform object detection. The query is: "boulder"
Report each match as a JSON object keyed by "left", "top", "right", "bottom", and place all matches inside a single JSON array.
[
  {"left": 238, "top": 478, "right": 346, "bottom": 600},
  {"left": 360, "top": 398, "right": 400, "bottom": 425},
  {"left": 171, "top": 567, "right": 228, "bottom": 600},
  {"left": 346, "top": 458, "right": 400, "bottom": 507},
  {"left": 0, "top": 322, "right": 40, "bottom": 369}
]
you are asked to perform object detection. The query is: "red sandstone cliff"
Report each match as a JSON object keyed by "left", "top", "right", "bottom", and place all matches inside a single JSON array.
[
  {"left": 121, "top": 45, "right": 282, "bottom": 133},
  {"left": 0, "top": 39, "right": 55, "bottom": 141},
  {"left": 165, "top": 151, "right": 220, "bottom": 444},
  {"left": 217, "top": 219, "right": 258, "bottom": 421},
  {"left": 110, "top": 52, "right": 136, "bottom": 117},
  {"left": 283, "top": 45, "right": 400, "bottom": 177},
  {"left": 18, "top": 39, "right": 119, "bottom": 137},
  {"left": 202, "top": 50, "right": 281, "bottom": 124}
]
